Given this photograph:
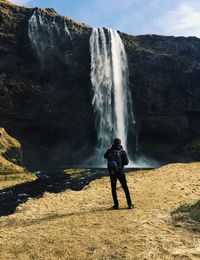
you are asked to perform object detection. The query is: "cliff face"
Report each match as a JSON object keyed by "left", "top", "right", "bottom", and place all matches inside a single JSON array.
[
  {"left": 0, "top": 1, "right": 95, "bottom": 168},
  {"left": 122, "top": 34, "right": 200, "bottom": 161},
  {"left": 0, "top": 0, "right": 200, "bottom": 168}
]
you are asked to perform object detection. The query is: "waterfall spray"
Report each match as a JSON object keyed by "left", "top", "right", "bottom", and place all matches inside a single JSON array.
[
  {"left": 28, "top": 9, "right": 72, "bottom": 63},
  {"left": 89, "top": 28, "right": 135, "bottom": 166}
]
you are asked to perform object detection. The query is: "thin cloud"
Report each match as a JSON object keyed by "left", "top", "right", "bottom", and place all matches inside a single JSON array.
[{"left": 153, "top": 2, "right": 200, "bottom": 37}]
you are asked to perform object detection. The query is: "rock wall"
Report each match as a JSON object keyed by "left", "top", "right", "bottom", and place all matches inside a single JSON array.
[
  {"left": 122, "top": 34, "right": 200, "bottom": 161},
  {"left": 0, "top": 0, "right": 200, "bottom": 167}
]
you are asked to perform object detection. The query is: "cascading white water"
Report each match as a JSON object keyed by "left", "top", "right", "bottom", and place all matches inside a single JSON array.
[
  {"left": 89, "top": 28, "right": 135, "bottom": 166},
  {"left": 28, "top": 9, "right": 71, "bottom": 63}
]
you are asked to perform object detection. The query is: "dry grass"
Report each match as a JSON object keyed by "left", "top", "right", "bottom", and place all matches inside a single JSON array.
[
  {"left": 0, "top": 128, "right": 35, "bottom": 188},
  {"left": 0, "top": 128, "right": 25, "bottom": 174},
  {"left": 0, "top": 163, "right": 200, "bottom": 259},
  {"left": 64, "top": 168, "right": 90, "bottom": 179},
  {"left": 0, "top": 128, "right": 21, "bottom": 154},
  {"left": 0, "top": 156, "right": 24, "bottom": 173},
  {"left": 0, "top": 171, "right": 36, "bottom": 189}
]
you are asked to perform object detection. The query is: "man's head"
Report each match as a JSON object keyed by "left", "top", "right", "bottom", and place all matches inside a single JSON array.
[{"left": 113, "top": 138, "right": 121, "bottom": 145}]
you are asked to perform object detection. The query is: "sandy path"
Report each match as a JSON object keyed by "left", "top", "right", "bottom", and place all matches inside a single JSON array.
[{"left": 0, "top": 163, "right": 200, "bottom": 259}]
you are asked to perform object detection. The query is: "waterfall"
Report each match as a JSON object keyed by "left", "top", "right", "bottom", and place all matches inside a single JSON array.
[
  {"left": 28, "top": 9, "right": 71, "bottom": 63},
  {"left": 89, "top": 28, "right": 135, "bottom": 166}
]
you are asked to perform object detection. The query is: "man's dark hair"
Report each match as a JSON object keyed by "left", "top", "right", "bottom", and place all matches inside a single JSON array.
[{"left": 114, "top": 138, "right": 121, "bottom": 145}]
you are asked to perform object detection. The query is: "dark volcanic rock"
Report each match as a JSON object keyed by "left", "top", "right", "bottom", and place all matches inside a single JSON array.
[
  {"left": 0, "top": 0, "right": 200, "bottom": 167},
  {"left": 0, "top": 1, "right": 95, "bottom": 168},
  {"left": 120, "top": 33, "right": 200, "bottom": 161}
]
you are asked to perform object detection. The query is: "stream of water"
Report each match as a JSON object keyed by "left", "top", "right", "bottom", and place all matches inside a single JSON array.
[{"left": 89, "top": 28, "right": 135, "bottom": 166}]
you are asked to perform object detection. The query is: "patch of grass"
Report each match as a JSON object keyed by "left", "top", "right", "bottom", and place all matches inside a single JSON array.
[
  {"left": 174, "top": 200, "right": 200, "bottom": 221},
  {"left": 0, "top": 128, "right": 24, "bottom": 172},
  {"left": 0, "top": 171, "right": 37, "bottom": 189},
  {"left": 0, "top": 156, "right": 24, "bottom": 173},
  {"left": 172, "top": 200, "right": 200, "bottom": 232},
  {"left": 190, "top": 201, "right": 200, "bottom": 222},
  {"left": 0, "top": 128, "right": 21, "bottom": 154},
  {"left": 128, "top": 169, "right": 152, "bottom": 175},
  {"left": 0, "top": 128, "right": 35, "bottom": 188},
  {"left": 63, "top": 168, "right": 90, "bottom": 179}
]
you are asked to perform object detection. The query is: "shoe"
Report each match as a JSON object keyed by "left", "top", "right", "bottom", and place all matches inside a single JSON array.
[
  {"left": 112, "top": 205, "right": 119, "bottom": 210},
  {"left": 128, "top": 204, "right": 134, "bottom": 209}
]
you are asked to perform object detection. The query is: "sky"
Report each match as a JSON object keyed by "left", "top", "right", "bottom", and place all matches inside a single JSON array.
[{"left": 10, "top": 0, "right": 200, "bottom": 37}]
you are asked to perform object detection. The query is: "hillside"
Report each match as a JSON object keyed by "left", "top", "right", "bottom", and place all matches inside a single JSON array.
[
  {"left": 0, "top": 128, "right": 36, "bottom": 189},
  {"left": 0, "top": 163, "right": 200, "bottom": 259},
  {"left": 0, "top": 127, "right": 23, "bottom": 172}
]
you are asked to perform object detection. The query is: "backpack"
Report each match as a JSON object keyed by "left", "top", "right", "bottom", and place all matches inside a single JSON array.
[
  {"left": 121, "top": 151, "right": 129, "bottom": 166},
  {"left": 107, "top": 149, "right": 122, "bottom": 174}
]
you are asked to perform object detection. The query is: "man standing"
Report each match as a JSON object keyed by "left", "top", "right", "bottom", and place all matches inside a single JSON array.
[{"left": 104, "top": 138, "right": 134, "bottom": 210}]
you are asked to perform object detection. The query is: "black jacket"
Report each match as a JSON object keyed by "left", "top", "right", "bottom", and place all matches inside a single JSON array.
[{"left": 104, "top": 144, "right": 129, "bottom": 166}]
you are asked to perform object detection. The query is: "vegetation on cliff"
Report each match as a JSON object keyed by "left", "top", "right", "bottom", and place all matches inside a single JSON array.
[
  {"left": 0, "top": 127, "right": 22, "bottom": 172},
  {"left": 0, "top": 128, "right": 36, "bottom": 188}
]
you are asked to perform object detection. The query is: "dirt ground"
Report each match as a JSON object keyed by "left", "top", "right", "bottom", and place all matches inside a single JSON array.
[{"left": 0, "top": 163, "right": 200, "bottom": 259}]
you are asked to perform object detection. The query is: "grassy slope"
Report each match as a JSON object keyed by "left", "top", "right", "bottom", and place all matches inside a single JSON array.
[
  {"left": 0, "top": 128, "right": 21, "bottom": 153},
  {"left": 0, "top": 156, "right": 23, "bottom": 173},
  {"left": 0, "top": 163, "right": 200, "bottom": 259},
  {"left": 0, "top": 128, "right": 22, "bottom": 172},
  {"left": 0, "top": 171, "right": 36, "bottom": 189},
  {"left": 0, "top": 128, "right": 36, "bottom": 188}
]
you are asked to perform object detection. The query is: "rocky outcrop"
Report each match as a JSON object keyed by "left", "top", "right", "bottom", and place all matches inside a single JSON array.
[{"left": 0, "top": 0, "right": 200, "bottom": 167}]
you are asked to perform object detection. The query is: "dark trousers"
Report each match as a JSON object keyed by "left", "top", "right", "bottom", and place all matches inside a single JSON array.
[{"left": 109, "top": 172, "right": 132, "bottom": 206}]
